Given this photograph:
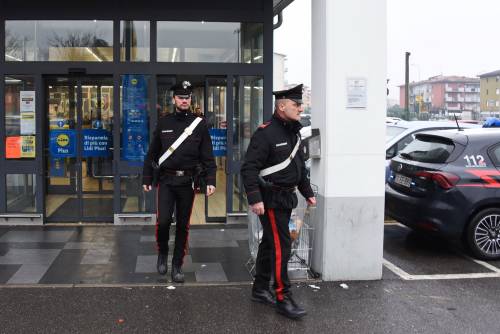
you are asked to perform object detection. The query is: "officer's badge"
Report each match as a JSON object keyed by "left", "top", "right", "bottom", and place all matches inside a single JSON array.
[{"left": 182, "top": 81, "right": 191, "bottom": 89}]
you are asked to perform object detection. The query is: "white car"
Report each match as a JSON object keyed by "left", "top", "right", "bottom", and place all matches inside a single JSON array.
[
  {"left": 385, "top": 120, "right": 479, "bottom": 180},
  {"left": 386, "top": 117, "right": 403, "bottom": 125}
]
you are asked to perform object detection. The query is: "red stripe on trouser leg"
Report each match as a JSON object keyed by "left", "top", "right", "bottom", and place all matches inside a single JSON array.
[
  {"left": 155, "top": 185, "right": 160, "bottom": 252},
  {"left": 181, "top": 191, "right": 196, "bottom": 265},
  {"left": 268, "top": 209, "right": 284, "bottom": 302}
]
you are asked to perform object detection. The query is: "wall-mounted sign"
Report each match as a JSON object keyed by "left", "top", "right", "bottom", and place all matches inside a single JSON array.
[
  {"left": 346, "top": 78, "right": 367, "bottom": 109},
  {"left": 21, "top": 136, "right": 35, "bottom": 158},
  {"left": 5, "top": 136, "right": 36, "bottom": 158},
  {"left": 50, "top": 157, "right": 66, "bottom": 177},
  {"left": 82, "top": 129, "right": 112, "bottom": 157},
  {"left": 20, "top": 91, "right": 35, "bottom": 112},
  {"left": 6, "top": 136, "right": 21, "bottom": 158},
  {"left": 20, "top": 91, "right": 36, "bottom": 135},
  {"left": 49, "top": 129, "right": 76, "bottom": 158},
  {"left": 209, "top": 128, "right": 227, "bottom": 157}
]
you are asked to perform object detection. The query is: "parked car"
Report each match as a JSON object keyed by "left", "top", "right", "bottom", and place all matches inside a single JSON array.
[
  {"left": 385, "top": 121, "right": 479, "bottom": 180},
  {"left": 385, "top": 128, "right": 500, "bottom": 260},
  {"left": 386, "top": 116, "right": 403, "bottom": 125}
]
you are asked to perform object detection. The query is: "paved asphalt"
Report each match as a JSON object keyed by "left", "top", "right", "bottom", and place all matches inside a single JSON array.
[{"left": 1, "top": 278, "right": 500, "bottom": 333}]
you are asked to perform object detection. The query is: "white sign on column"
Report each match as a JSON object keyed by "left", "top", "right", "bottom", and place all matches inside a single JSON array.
[{"left": 346, "top": 78, "right": 367, "bottom": 109}]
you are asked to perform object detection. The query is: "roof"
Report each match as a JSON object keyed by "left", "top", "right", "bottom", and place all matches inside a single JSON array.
[
  {"left": 398, "top": 75, "right": 479, "bottom": 87},
  {"left": 478, "top": 70, "right": 500, "bottom": 78},
  {"left": 388, "top": 120, "right": 479, "bottom": 130},
  {"left": 273, "top": 0, "right": 295, "bottom": 15},
  {"left": 420, "top": 128, "right": 500, "bottom": 145}
]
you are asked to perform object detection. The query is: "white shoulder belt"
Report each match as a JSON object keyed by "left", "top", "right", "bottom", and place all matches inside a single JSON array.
[
  {"left": 259, "top": 134, "right": 301, "bottom": 177},
  {"left": 157, "top": 117, "right": 203, "bottom": 167}
]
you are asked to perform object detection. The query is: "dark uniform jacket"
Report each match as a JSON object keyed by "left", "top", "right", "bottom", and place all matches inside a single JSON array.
[
  {"left": 142, "top": 111, "right": 216, "bottom": 187},
  {"left": 241, "top": 114, "right": 314, "bottom": 209}
]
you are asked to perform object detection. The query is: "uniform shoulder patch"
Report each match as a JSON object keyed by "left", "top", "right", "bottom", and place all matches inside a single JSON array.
[{"left": 258, "top": 121, "right": 271, "bottom": 129}]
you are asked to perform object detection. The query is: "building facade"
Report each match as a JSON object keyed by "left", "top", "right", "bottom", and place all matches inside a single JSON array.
[
  {"left": 479, "top": 70, "right": 500, "bottom": 118},
  {"left": 273, "top": 52, "right": 287, "bottom": 90},
  {"left": 0, "top": 0, "right": 277, "bottom": 224},
  {"left": 399, "top": 75, "right": 480, "bottom": 119}
]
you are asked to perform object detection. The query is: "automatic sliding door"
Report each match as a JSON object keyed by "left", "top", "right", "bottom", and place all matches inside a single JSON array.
[
  {"left": 205, "top": 77, "right": 227, "bottom": 222},
  {"left": 45, "top": 79, "right": 79, "bottom": 219},
  {"left": 80, "top": 78, "right": 114, "bottom": 218},
  {"left": 229, "top": 76, "right": 263, "bottom": 214},
  {"left": 45, "top": 76, "right": 114, "bottom": 221}
]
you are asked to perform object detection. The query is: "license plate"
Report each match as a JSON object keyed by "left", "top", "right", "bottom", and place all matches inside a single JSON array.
[{"left": 394, "top": 173, "right": 412, "bottom": 187}]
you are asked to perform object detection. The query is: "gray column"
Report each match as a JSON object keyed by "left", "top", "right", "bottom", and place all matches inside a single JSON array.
[{"left": 311, "top": 0, "right": 387, "bottom": 280}]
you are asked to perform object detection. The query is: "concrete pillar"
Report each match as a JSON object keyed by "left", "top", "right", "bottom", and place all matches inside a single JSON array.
[{"left": 311, "top": 0, "right": 386, "bottom": 280}]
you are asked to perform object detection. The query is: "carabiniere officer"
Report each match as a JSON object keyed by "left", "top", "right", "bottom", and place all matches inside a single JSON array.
[
  {"left": 142, "top": 81, "right": 216, "bottom": 283},
  {"left": 241, "top": 84, "right": 316, "bottom": 320}
]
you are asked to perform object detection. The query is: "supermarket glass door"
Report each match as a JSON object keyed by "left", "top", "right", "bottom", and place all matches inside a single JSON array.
[{"left": 45, "top": 76, "right": 114, "bottom": 222}]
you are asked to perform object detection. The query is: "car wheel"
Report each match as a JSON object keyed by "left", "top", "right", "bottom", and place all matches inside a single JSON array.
[{"left": 466, "top": 208, "right": 500, "bottom": 260}]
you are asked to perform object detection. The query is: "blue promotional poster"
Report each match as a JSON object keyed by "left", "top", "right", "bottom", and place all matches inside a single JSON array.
[
  {"left": 50, "top": 157, "right": 66, "bottom": 177},
  {"left": 49, "top": 129, "right": 76, "bottom": 158},
  {"left": 82, "top": 129, "right": 112, "bottom": 157},
  {"left": 122, "top": 75, "right": 149, "bottom": 161},
  {"left": 209, "top": 128, "right": 227, "bottom": 157}
]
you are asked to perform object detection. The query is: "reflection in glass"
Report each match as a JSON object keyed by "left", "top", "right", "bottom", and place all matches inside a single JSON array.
[
  {"left": 157, "top": 21, "right": 263, "bottom": 63},
  {"left": 120, "top": 175, "right": 150, "bottom": 213},
  {"left": 4, "top": 76, "right": 36, "bottom": 159},
  {"left": 157, "top": 76, "right": 176, "bottom": 117},
  {"left": 232, "top": 174, "right": 248, "bottom": 213},
  {"left": 120, "top": 21, "right": 150, "bottom": 62},
  {"left": 5, "top": 20, "right": 113, "bottom": 62},
  {"left": 233, "top": 76, "right": 263, "bottom": 161},
  {"left": 6, "top": 174, "right": 36, "bottom": 213}
]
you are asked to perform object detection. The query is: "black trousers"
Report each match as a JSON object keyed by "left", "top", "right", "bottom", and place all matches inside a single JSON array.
[
  {"left": 156, "top": 180, "right": 195, "bottom": 266},
  {"left": 253, "top": 207, "right": 292, "bottom": 302}
]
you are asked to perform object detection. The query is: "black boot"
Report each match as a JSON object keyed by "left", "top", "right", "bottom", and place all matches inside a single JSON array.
[
  {"left": 251, "top": 288, "right": 275, "bottom": 306},
  {"left": 156, "top": 253, "right": 168, "bottom": 275},
  {"left": 171, "top": 263, "right": 185, "bottom": 283},
  {"left": 276, "top": 295, "right": 307, "bottom": 320}
]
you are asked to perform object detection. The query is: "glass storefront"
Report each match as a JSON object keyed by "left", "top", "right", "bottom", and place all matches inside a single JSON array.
[
  {"left": 1, "top": 15, "right": 269, "bottom": 223},
  {"left": 6, "top": 174, "right": 36, "bottom": 212},
  {"left": 120, "top": 21, "right": 150, "bottom": 62},
  {"left": 4, "top": 76, "right": 36, "bottom": 159},
  {"left": 5, "top": 20, "right": 114, "bottom": 62},
  {"left": 157, "top": 21, "right": 263, "bottom": 63}
]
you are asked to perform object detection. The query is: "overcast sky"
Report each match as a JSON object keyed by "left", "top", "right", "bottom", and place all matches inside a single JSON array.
[{"left": 274, "top": 0, "right": 500, "bottom": 100}]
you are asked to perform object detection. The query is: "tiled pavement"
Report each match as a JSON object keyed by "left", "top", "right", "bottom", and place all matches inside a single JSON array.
[{"left": 0, "top": 225, "right": 253, "bottom": 285}]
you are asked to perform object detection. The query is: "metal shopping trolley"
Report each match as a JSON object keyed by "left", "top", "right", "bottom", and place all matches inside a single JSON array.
[{"left": 246, "top": 185, "right": 319, "bottom": 279}]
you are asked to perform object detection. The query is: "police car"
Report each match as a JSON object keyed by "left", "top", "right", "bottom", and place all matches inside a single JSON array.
[
  {"left": 385, "top": 120, "right": 479, "bottom": 180},
  {"left": 385, "top": 128, "right": 500, "bottom": 260}
]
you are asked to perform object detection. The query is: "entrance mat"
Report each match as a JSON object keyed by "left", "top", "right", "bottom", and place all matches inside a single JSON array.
[{"left": 49, "top": 198, "right": 125, "bottom": 219}]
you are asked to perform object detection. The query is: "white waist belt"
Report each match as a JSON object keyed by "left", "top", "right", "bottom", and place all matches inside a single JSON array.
[
  {"left": 259, "top": 134, "right": 301, "bottom": 177},
  {"left": 158, "top": 117, "right": 203, "bottom": 167}
]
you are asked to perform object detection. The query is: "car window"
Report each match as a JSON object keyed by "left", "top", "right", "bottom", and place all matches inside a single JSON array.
[
  {"left": 386, "top": 125, "right": 407, "bottom": 142},
  {"left": 488, "top": 143, "right": 500, "bottom": 167},
  {"left": 399, "top": 135, "right": 455, "bottom": 163},
  {"left": 397, "top": 134, "right": 415, "bottom": 152},
  {"left": 386, "top": 133, "right": 415, "bottom": 160}
]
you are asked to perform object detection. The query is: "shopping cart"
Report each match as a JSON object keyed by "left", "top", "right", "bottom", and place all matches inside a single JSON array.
[{"left": 246, "top": 185, "right": 319, "bottom": 279}]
